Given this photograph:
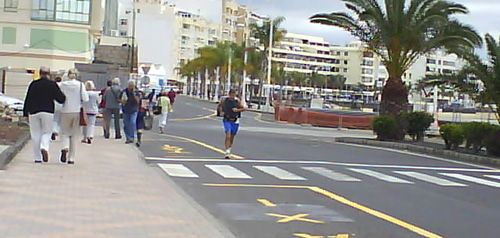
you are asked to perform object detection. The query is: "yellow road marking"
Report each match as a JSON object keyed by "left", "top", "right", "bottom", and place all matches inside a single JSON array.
[
  {"left": 308, "top": 187, "right": 442, "bottom": 238},
  {"left": 162, "top": 145, "right": 188, "bottom": 154},
  {"left": 294, "top": 233, "right": 323, "bottom": 238},
  {"left": 257, "top": 198, "right": 276, "bottom": 207},
  {"left": 335, "top": 234, "right": 350, "bottom": 238},
  {"left": 203, "top": 183, "right": 443, "bottom": 238},
  {"left": 171, "top": 111, "right": 217, "bottom": 122},
  {"left": 163, "top": 134, "right": 244, "bottom": 159},
  {"left": 294, "top": 233, "right": 348, "bottom": 238},
  {"left": 266, "top": 213, "right": 324, "bottom": 224}
]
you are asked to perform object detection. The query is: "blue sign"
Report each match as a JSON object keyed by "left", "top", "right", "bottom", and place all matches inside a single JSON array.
[{"left": 159, "top": 79, "right": 165, "bottom": 87}]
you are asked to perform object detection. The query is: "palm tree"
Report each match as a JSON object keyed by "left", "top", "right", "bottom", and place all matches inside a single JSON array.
[
  {"left": 250, "top": 16, "right": 287, "bottom": 107},
  {"left": 422, "top": 34, "right": 500, "bottom": 123},
  {"left": 310, "top": 0, "right": 482, "bottom": 117}
]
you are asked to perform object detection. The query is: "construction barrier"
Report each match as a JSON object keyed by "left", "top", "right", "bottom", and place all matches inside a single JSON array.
[{"left": 275, "top": 106, "right": 375, "bottom": 130}]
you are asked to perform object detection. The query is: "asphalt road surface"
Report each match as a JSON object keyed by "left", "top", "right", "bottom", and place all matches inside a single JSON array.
[{"left": 139, "top": 95, "right": 500, "bottom": 238}]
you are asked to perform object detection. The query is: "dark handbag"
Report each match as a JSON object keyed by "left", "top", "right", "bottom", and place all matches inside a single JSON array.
[
  {"left": 144, "top": 112, "right": 153, "bottom": 130},
  {"left": 79, "top": 83, "right": 87, "bottom": 126},
  {"left": 152, "top": 106, "right": 162, "bottom": 115}
]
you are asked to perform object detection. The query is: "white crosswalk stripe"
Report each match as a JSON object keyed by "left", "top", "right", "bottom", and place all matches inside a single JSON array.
[
  {"left": 254, "top": 166, "right": 306, "bottom": 180},
  {"left": 158, "top": 164, "right": 199, "bottom": 178},
  {"left": 394, "top": 171, "right": 467, "bottom": 187},
  {"left": 484, "top": 175, "right": 500, "bottom": 180},
  {"left": 348, "top": 168, "right": 413, "bottom": 184},
  {"left": 440, "top": 173, "right": 500, "bottom": 188},
  {"left": 206, "top": 165, "right": 252, "bottom": 179},
  {"left": 302, "top": 167, "right": 361, "bottom": 182}
]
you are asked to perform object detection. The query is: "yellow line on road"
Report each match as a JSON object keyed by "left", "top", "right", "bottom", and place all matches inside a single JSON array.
[
  {"left": 170, "top": 111, "right": 217, "bottom": 122},
  {"left": 204, "top": 183, "right": 443, "bottom": 238},
  {"left": 257, "top": 198, "right": 276, "bottom": 207},
  {"left": 164, "top": 134, "right": 244, "bottom": 159},
  {"left": 267, "top": 213, "right": 324, "bottom": 224}
]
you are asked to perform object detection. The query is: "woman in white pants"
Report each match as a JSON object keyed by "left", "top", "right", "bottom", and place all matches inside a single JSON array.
[
  {"left": 51, "top": 76, "right": 63, "bottom": 141},
  {"left": 82, "top": 81, "right": 100, "bottom": 144},
  {"left": 59, "top": 69, "right": 89, "bottom": 164},
  {"left": 157, "top": 92, "right": 172, "bottom": 134}
]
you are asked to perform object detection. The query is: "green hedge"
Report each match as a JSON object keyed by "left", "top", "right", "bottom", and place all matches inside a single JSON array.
[
  {"left": 439, "top": 124, "right": 464, "bottom": 150},
  {"left": 462, "top": 122, "right": 496, "bottom": 152},
  {"left": 404, "top": 112, "right": 434, "bottom": 142},
  {"left": 373, "top": 115, "right": 399, "bottom": 141}
]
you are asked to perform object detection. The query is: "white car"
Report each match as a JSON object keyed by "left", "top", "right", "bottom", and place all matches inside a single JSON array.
[{"left": 0, "top": 93, "right": 24, "bottom": 114}]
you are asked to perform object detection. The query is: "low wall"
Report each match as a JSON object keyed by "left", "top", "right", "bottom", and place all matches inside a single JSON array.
[{"left": 275, "top": 106, "right": 375, "bottom": 130}]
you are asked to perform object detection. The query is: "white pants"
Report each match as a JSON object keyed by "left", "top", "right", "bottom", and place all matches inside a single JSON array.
[
  {"left": 82, "top": 114, "right": 97, "bottom": 138},
  {"left": 159, "top": 112, "right": 168, "bottom": 128},
  {"left": 60, "top": 113, "right": 80, "bottom": 161},
  {"left": 52, "top": 111, "right": 61, "bottom": 134},
  {"left": 29, "top": 112, "right": 53, "bottom": 162}
]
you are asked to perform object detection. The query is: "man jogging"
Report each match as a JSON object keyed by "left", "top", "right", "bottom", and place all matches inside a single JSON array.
[{"left": 218, "top": 89, "right": 246, "bottom": 159}]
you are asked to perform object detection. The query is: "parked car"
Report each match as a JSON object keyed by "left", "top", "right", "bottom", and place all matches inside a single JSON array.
[{"left": 0, "top": 92, "right": 24, "bottom": 115}]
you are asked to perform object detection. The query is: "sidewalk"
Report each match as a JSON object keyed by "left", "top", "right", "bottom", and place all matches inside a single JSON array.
[{"left": 0, "top": 135, "right": 234, "bottom": 238}]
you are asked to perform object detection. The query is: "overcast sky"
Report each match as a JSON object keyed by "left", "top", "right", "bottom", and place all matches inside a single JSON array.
[{"left": 170, "top": 0, "right": 500, "bottom": 49}]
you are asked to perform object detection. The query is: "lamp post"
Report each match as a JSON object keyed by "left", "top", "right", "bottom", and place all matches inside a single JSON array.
[
  {"left": 126, "top": 3, "right": 137, "bottom": 74},
  {"left": 264, "top": 19, "right": 274, "bottom": 112}
]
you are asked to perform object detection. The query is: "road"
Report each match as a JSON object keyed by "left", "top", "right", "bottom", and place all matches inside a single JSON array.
[{"left": 139, "top": 95, "right": 500, "bottom": 238}]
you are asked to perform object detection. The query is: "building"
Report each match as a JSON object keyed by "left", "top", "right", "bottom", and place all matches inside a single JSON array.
[
  {"left": 221, "top": 0, "right": 266, "bottom": 45},
  {"left": 113, "top": 1, "right": 221, "bottom": 84},
  {"left": 0, "top": 0, "right": 103, "bottom": 98}
]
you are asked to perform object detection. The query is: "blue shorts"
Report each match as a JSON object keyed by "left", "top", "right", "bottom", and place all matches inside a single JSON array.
[{"left": 223, "top": 120, "right": 240, "bottom": 135}]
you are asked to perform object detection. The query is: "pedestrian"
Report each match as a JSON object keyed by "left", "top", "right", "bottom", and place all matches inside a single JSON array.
[
  {"left": 82, "top": 81, "right": 99, "bottom": 144},
  {"left": 103, "top": 78, "right": 122, "bottom": 139},
  {"left": 157, "top": 92, "right": 172, "bottom": 134},
  {"left": 135, "top": 90, "right": 147, "bottom": 147},
  {"left": 58, "top": 68, "right": 89, "bottom": 164},
  {"left": 167, "top": 88, "right": 176, "bottom": 105},
  {"left": 147, "top": 88, "right": 156, "bottom": 109},
  {"left": 23, "top": 66, "right": 66, "bottom": 163},
  {"left": 99, "top": 80, "right": 112, "bottom": 136},
  {"left": 121, "top": 80, "right": 140, "bottom": 144},
  {"left": 51, "top": 76, "right": 63, "bottom": 141},
  {"left": 217, "top": 89, "right": 246, "bottom": 159}
]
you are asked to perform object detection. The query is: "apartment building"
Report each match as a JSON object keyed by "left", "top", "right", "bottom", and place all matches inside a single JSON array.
[
  {"left": 0, "top": 0, "right": 103, "bottom": 97},
  {"left": 114, "top": 1, "right": 220, "bottom": 83}
]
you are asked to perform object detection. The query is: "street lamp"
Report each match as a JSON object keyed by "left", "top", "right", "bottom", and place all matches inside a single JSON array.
[{"left": 125, "top": 4, "right": 137, "bottom": 74}]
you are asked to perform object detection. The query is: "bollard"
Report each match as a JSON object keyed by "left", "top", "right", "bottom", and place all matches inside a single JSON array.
[{"left": 338, "top": 115, "right": 343, "bottom": 130}]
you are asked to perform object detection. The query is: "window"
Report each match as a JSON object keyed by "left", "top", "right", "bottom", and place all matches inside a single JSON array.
[
  {"left": 183, "top": 24, "right": 190, "bottom": 29},
  {"left": 443, "top": 61, "right": 455, "bottom": 67},
  {"left": 119, "top": 30, "right": 128, "bottom": 37},
  {"left": 344, "top": 51, "right": 349, "bottom": 56},
  {"left": 4, "top": 0, "right": 18, "bottom": 12},
  {"left": 120, "top": 19, "right": 128, "bottom": 26},
  {"left": 426, "top": 59, "right": 436, "bottom": 64},
  {"left": 32, "top": 0, "right": 91, "bottom": 24},
  {"left": 363, "top": 51, "right": 374, "bottom": 58},
  {"left": 362, "top": 68, "right": 373, "bottom": 75},
  {"left": 344, "top": 60, "right": 348, "bottom": 65},
  {"left": 362, "top": 76, "right": 373, "bottom": 83},
  {"left": 361, "top": 60, "right": 373, "bottom": 66},
  {"left": 343, "top": 68, "right": 348, "bottom": 73}
]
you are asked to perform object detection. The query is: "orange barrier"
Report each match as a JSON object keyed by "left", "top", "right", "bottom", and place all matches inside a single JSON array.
[{"left": 275, "top": 106, "right": 374, "bottom": 130}]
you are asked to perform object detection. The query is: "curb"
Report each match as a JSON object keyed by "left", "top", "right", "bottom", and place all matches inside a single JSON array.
[
  {"left": 335, "top": 137, "right": 500, "bottom": 168},
  {"left": 0, "top": 131, "right": 30, "bottom": 170}
]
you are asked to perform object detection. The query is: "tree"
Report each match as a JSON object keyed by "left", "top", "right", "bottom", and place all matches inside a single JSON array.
[
  {"left": 421, "top": 34, "right": 500, "bottom": 123},
  {"left": 250, "top": 16, "right": 287, "bottom": 107},
  {"left": 310, "top": 0, "right": 482, "bottom": 117},
  {"left": 328, "top": 75, "right": 347, "bottom": 89}
]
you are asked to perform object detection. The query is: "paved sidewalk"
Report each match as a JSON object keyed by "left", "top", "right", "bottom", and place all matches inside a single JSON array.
[{"left": 0, "top": 136, "right": 234, "bottom": 238}]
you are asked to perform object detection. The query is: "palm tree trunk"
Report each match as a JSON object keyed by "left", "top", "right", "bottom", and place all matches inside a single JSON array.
[{"left": 380, "top": 77, "right": 409, "bottom": 116}]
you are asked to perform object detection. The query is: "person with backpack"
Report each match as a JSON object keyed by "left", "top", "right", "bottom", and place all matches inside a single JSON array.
[
  {"left": 217, "top": 89, "right": 246, "bottom": 159},
  {"left": 120, "top": 80, "right": 140, "bottom": 144},
  {"left": 103, "top": 78, "right": 122, "bottom": 139}
]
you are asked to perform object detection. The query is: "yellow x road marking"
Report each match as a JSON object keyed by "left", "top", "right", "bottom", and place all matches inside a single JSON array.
[
  {"left": 294, "top": 233, "right": 349, "bottom": 238},
  {"left": 162, "top": 145, "right": 187, "bottom": 154},
  {"left": 266, "top": 213, "right": 325, "bottom": 224}
]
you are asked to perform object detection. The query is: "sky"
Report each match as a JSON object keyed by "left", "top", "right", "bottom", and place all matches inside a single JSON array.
[{"left": 170, "top": 0, "right": 500, "bottom": 49}]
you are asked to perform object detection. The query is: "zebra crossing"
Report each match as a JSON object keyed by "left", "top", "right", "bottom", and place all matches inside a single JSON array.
[{"left": 157, "top": 163, "right": 500, "bottom": 189}]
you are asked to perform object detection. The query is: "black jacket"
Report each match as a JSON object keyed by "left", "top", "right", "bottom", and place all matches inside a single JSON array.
[{"left": 23, "top": 77, "right": 66, "bottom": 116}]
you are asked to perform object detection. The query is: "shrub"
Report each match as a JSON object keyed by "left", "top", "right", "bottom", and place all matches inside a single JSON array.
[
  {"left": 439, "top": 124, "right": 464, "bottom": 150},
  {"left": 373, "top": 115, "right": 405, "bottom": 140},
  {"left": 485, "top": 125, "right": 500, "bottom": 157},
  {"left": 404, "top": 112, "right": 434, "bottom": 142},
  {"left": 461, "top": 122, "right": 496, "bottom": 152}
]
